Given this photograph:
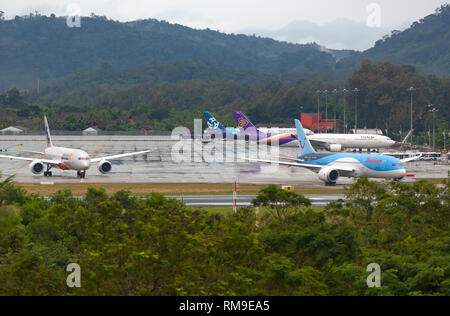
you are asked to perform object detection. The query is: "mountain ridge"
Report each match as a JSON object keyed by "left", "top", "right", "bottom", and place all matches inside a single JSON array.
[
  {"left": 0, "top": 13, "right": 336, "bottom": 92},
  {"left": 0, "top": 4, "right": 448, "bottom": 93},
  {"left": 337, "top": 4, "right": 450, "bottom": 77}
]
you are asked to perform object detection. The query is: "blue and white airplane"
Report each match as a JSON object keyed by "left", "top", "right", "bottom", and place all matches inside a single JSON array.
[
  {"left": 203, "top": 111, "right": 240, "bottom": 137},
  {"left": 250, "top": 119, "right": 420, "bottom": 185}
]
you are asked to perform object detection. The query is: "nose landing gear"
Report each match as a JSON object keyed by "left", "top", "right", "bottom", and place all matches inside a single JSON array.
[{"left": 77, "top": 171, "right": 86, "bottom": 179}]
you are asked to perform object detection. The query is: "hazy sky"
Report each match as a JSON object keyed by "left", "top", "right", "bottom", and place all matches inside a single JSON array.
[{"left": 1, "top": 0, "right": 447, "bottom": 48}]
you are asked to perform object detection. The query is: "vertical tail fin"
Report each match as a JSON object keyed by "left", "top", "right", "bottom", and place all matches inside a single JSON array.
[
  {"left": 232, "top": 111, "right": 267, "bottom": 140},
  {"left": 295, "top": 119, "right": 315, "bottom": 156},
  {"left": 44, "top": 116, "right": 53, "bottom": 147},
  {"left": 203, "top": 111, "right": 226, "bottom": 132}
]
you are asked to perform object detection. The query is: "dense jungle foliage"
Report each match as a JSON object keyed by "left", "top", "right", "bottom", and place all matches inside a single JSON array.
[{"left": 0, "top": 178, "right": 448, "bottom": 295}]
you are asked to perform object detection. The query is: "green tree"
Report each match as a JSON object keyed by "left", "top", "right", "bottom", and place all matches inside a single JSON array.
[
  {"left": 62, "top": 114, "right": 86, "bottom": 131},
  {"left": 252, "top": 184, "right": 311, "bottom": 226}
]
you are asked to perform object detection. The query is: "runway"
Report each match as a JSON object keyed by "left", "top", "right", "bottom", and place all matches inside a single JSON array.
[
  {"left": 50, "top": 194, "right": 343, "bottom": 208},
  {"left": 0, "top": 135, "right": 447, "bottom": 185},
  {"left": 167, "top": 195, "right": 344, "bottom": 207}
]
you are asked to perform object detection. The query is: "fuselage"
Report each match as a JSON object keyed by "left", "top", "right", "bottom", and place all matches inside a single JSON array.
[
  {"left": 208, "top": 119, "right": 394, "bottom": 149},
  {"left": 259, "top": 133, "right": 298, "bottom": 146},
  {"left": 44, "top": 146, "right": 91, "bottom": 171},
  {"left": 250, "top": 130, "right": 394, "bottom": 149},
  {"left": 258, "top": 127, "right": 314, "bottom": 135},
  {"left": 204, "top": 127, "right": 240, "bottom": 137},
  {"left": 225, "top": 128, "right": 240, "bottom": 134},
  {"left": 308, "top": 134, "right": 396, "bottom": 149},
  {"left": 297, "top": 153, "right": 407, "bottom": 179}
]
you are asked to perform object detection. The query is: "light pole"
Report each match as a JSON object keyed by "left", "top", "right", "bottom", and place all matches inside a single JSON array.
[
  {"left": 444, "top": 130, "right": 447, "bottom": 152},
  {"left": 353, "top": 88, "right": 359, "bottom": 134},
  {"left": 343, "top": 88, "right": 348, "bottom": 133},
  {"left": 324, "top": 90, "right": 329, "bottom": 133},
  {"left": 316, "top": 90, "right": 321, "bottom": 132},
  {"left": 333, "top": 89, "right": 338, "bottom": 133},
  {"left": 428, "top": 129, "right": 431, "bottom": 147},
  {"left": 407, "top": 86, "right": 416, "bottom": 146},
  {"left": 431, "top": 108, "right": 438, "bottom": 152}
]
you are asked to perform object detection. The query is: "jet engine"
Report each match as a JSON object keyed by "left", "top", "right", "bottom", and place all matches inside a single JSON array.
[
  {"left": 318, "top": 167, "right": 340, "bottom": 185},
  {"left": 328, "top": 144, "right": 342, "bottom": 152},
  {"left": 98, "top": 160, "right": 112, "bottom": 174},
  {"left": 29, "top": 160, "right": 44, "bottom": 175}
]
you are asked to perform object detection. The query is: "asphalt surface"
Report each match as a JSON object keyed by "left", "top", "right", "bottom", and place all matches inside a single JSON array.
[
  {"left": 0, "top": 135, "right": 447, "bottom": 185},
  {"left": 167, "top": 195, "right": 344, "bottom": 207}
]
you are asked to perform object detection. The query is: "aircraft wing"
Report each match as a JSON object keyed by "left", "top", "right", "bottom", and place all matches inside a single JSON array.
[
  {"left": 278, "top": 155, "right": 303, "bottom": 162},
  {"left": 0, "top": 154, "right": 60, "bottom": 165},
  {"left": 91, "top": 150, "right": 151, "bottom": 163},
  {"left": 248, "top": 158, "right": 358, "bottom": 176},
  {"left": 247, "top": 158, "right": 324, "bottom": 171},
  {"left": 401, "top": 154, "right": 422, "bottom": 164},
  {"left": 309, "top": 139, "right": 329, "bottom": 149},
  {"left": 22, "top": 150, "right": 45, "bottom": 155}
]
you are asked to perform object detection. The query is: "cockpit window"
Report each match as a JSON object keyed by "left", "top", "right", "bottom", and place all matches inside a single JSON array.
[
  {"left": 392, "top": 163, "right": 402, "bottom": 167},
  {"left": 78, "top": 157, "right": 90, "bottom": 160}
]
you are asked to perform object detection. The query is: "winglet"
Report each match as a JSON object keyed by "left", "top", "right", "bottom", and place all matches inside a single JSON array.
[
  {"left": 295, "top": 119, "right": 315, "bottom": 156},
  {"left": 44, "top": 116, "right": 53, "bottom": 147}
]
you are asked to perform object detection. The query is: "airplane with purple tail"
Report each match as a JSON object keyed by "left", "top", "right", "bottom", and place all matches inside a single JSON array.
[
  {"left": 232, "top": 111, "right": 395, "bottom": 151},
  {"left": 232, "top": 111, "right": 300, "bottom": 146}
]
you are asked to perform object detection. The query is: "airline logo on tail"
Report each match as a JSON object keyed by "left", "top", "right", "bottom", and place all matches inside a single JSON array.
[
  {"left": 299, "top": 137, "right": 307, "bottom": 149},
  {"left": 207, "top": 117, "right": 220, "bottom": 129},
  {"left": 238, "top": 117, "right": 250, "bottom": 128},
  {"left": 203, "top": 111, "right": 225, "bottom": 131},
  {"left": 233, "top": 111, "right": 254, "bottom": 131}
]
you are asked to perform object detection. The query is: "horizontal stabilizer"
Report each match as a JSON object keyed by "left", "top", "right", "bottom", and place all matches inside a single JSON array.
[{"left": 91, "top": 150, "right": 151, "bottom": 163}]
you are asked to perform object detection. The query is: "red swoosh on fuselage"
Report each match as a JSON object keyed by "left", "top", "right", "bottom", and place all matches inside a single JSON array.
[{"left": 58, "top": 163, "right": 70, "bottom": 170}]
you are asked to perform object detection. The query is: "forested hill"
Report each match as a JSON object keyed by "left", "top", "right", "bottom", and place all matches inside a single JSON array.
[
  {"left": 338, "top": 4, "right": 450, "bottom": 77},
  {"left": 0, "top": 13, "right": 336, "bottom": 92},
  {"left": 1, "top": 5, "right": 448, "bottom": 93},
  {"left": 29, "top": 60, "right": 275, "bottom": 106}
]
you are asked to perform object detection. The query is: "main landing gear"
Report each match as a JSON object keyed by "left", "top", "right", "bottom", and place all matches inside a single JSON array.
[
  {"left": 44, "top": 165, "right": 53, "bottom": 177},
  {"left": 77, "top": 171, "right": 86, "bottom": 179}
]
